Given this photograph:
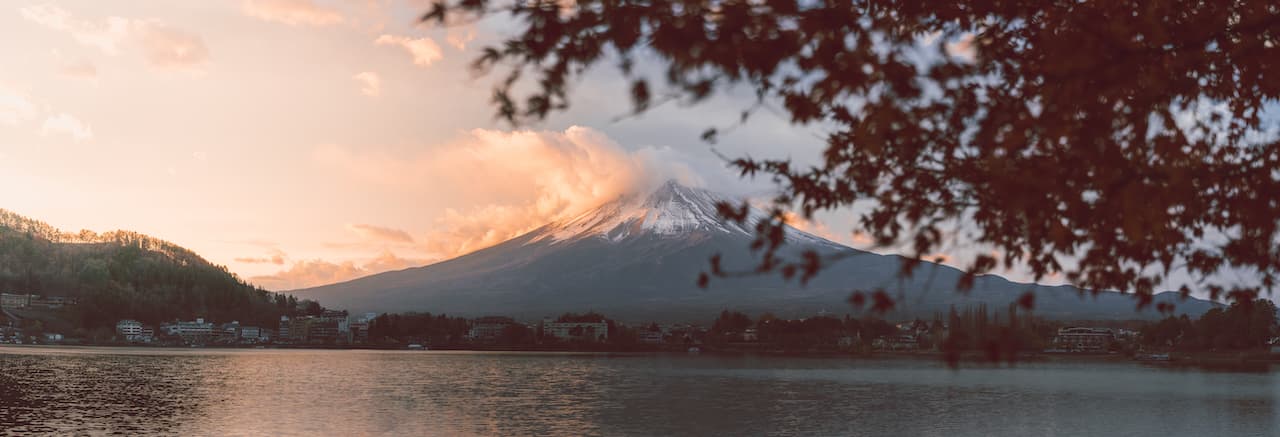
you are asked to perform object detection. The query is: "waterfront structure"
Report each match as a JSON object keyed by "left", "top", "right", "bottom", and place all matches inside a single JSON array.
[
  {"left": 287, "top": 316, "right": 343, "bottom": 344},
  {"left": 1053, "top": 327, "right": 1116, "bottom": 352},
  {"left": 542, "top": 319, "right": 609, "bottom": 342},
  {"left": 172, "top": 318, "right": 215, "bottom": 343},
  {"left": 349, "top": 317, "right": 371, "bottom": 343},
  {"left": 278, "top": 316, "right": 291, "bottom": 340},
  {"left": 240, "top": 326, "right": 261, "bottom": 341},
  {"left": 469, "top": 316, "right": 517, "bottom": 342}
]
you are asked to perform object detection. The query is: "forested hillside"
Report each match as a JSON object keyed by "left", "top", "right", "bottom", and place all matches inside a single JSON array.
[{"left": 0, "top": 209, "right": 302, "bottom": 332}]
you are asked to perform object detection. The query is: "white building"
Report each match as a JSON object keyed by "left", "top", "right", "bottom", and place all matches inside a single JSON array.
[
  {"left": 173, "top": 318, "right": 214, "bottom": 341},
  {"left": 116, "top": 319, "right": 143, "bottom": 340}
]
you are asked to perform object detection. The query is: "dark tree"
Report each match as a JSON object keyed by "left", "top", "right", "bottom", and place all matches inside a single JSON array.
[{"left": 424, "top": 0, "right": 1280, "bottom": 310}]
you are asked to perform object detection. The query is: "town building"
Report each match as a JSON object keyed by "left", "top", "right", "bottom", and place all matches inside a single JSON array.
[
  {"left": 1, "top": 293, "right": 31, "bottom": 309},
  {"left": 349, "top": 317, "right": 371, "bottom": 344},
  {"left": 278, "top": 316, "right": 291, "bottom": 340},
  {"left": 116, "top": 319, "right": 144, "bottom": 341},
  {"left": 240, "top": 326, "right": 261, "bottom": 341},
  {"left": 171, "top": 318, "right": 215, "bottom": 343},
  {"left": 1053, "top": 327, "right": 1116, "bottom": 352},
  {"left": 470, "top": 316, "right": 517, "bottom": 342}
]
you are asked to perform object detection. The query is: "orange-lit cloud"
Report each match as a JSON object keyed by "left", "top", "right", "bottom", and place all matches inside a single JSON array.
[
  {"left": 60, "top": 60, "right": 98, "bottom": 79},
  {"left": 0, "top": 88, "right": 37, "bottom": 125},
  {"left": 241, "top": 0, "right": 344, "bottom": 27},
  {"left": 352, "top": 71, "right": 381, "bottom": 96},
  {"left": 41, "top": 113, "right": 93, "bottom": 141},
  {"left": 375, "top": 34, "right": 442, "bottom": 67},
  {"left": 347, "top": 223, "right": 414, "bottom": 243},
  {"left": 249, "top": 250, "right": 425, "bottom": 290},
  {"left": 316, "top": 126, "right": 701, "bottom": 259},
  {"left": 136, "top": 23, "right": 209, "bottom": 69},
  {"left": 445, "top": 27, "right": 475, "bottom": 50},
  {"left": 20, "top": 5, "right": 209, "bottom": 70},
  {"left": 235, "top": 248, "right": 287, "bottom": 265},
  {"left": 19, "top": 4, "right": 131, "bottom": 55}
]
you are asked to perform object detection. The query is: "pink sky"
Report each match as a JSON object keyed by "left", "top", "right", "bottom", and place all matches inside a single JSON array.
[{"left": 0, "top": 1, "right": 1093, "bottom": 294}]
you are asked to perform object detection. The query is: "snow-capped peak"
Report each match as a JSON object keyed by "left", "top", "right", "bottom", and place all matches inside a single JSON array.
[{"left": 528, "top": 180, "right": 844, "bottom": 248}]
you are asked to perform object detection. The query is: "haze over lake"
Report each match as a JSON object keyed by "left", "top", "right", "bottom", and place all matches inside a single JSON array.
[{"left": 1, "top": 346, "right": 1275, "bottom": 436}]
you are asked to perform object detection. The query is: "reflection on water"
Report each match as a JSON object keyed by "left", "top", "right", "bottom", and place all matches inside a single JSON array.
[{"left": 1, "top": 346, "right": 1277, "bottom": 436}]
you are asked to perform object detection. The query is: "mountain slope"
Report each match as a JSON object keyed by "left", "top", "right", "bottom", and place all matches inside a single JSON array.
[
  {"left": 296, "top": 181, "right": 1220, "bottom": 321},
  {"left": 0, "top": 209, "right": 298, "bottom": 332}
]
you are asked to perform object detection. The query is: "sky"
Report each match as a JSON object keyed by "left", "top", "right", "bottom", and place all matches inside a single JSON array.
[
  {"left": 0, "top": 0, "right": 852, "bottom": 291},
  {"left": 4, "top": 1, "right": 1262, "bottom": 301}
]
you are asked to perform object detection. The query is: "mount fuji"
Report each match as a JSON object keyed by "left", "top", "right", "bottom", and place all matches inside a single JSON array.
[{"left": 296, "top": 180, "right": 1218, "bottom": 321}]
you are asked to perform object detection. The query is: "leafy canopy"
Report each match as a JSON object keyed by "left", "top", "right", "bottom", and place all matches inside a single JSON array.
[{"left": 424, "top": 0, "right": 1280, "bottom": 309}]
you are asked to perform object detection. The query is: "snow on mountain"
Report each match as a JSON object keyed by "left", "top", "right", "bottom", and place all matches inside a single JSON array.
[{"left": 530, "top": 179, "right": 842, "bottom": 249}]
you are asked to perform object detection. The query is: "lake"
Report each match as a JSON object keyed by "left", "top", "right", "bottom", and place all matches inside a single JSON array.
[{"left": 0, "top": 346, "right": 1276, "bottom": 436}]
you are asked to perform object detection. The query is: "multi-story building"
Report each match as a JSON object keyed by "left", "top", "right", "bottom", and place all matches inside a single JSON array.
[
  {"left": 173, "top": 318, "right": 215, "bottom": 343},
  {"left": 240, "top": 326, "right": 261, "bottom": 341},
  {"left": 1, "top": 293, "right": 31, "bottom": 309},
  {"left": 349, "top": 318, "right": 371, "bottom": 344},
  {"left": 116, "top": 319, "right": 144, "bottom": 340},
  {"left": 470, "top": 316, "right": 517, "bottom": 342},
  {"left": 1053, "top": 327, "right": 1116, "bottom": 352},
  {"left": 287, "top": 316, "right": 342, "bottom": 344},
  {"left": 278, "top": 316, "right": 291, "bottom": 340}
]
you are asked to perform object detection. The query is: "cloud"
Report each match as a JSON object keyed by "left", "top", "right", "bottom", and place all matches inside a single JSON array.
[
  {"left": 353, "top": 71, "right": 380, "bottom": 96},
  {"left": 0, "top": 89, "right": 37, "bottom": 125},
  {"left": 316, "top": 126, "right": 703, "bottom": 259},
  {"left": 347, "top": 223, "right": 414, "bottom": 243},
  {"left": 235, "top": 248, "right": 287, "bottom": 265},
  {"left": 446, "top": 27, "right": 475, "bottom": 50},
  {"left": 241, "top": 0, "right": 344, "bottom": 26},
  {"left": 41, "top": 113, "right": 93, "bottom": 141},
  {"left": 60, "top": 60, "right": 98, "bottom": 79},
  {"left": 375, "top": 34, "right": 442, "bottom": 67},
  {"left": 19, "top": 4, "right": 132, "bottom": 55},
  {"left": 249, "top": 250, "right": 425, "bottom": 290},
  {"left": 20, "top": 5, "right": 208, "bottom": 69},
  {"left": 136, "top": 23, "right": 210, "bottom": 69}
]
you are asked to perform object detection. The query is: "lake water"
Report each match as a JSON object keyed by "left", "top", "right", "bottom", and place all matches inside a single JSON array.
[{"left": 0, "top": 346, "right": 1276, "bottom": 436}]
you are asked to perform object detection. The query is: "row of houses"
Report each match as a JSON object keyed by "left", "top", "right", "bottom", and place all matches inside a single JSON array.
[{"left": 117, "top": 318, "right": 278, "bottom": 344}]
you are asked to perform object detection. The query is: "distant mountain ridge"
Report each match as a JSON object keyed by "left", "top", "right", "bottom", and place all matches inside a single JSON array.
[
  {"left": 296, "top": 181, "right": 1221, "bottom": 321},
  {"left": 0, "top": 209, "right": 296, "bottom": 333}
]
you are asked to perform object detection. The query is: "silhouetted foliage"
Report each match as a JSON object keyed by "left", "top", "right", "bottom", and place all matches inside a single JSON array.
[
  {"left": 709, "top": 310, "right": 752, "bottom": 334},
  {"left": 1140, "top": 300, "right": 1279, "bottom": 350},
  {"left": 368, "top": 312, "right": 471, "bottom": 345},
  {"left": 424, "top": 0, "right": 1280, "bottom": 310},
  {"left": 555, "top": 311, "right": 608, "bottom": 323}
]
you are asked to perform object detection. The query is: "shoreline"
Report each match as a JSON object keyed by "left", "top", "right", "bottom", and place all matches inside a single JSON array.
[{"left": 6, "top": 343, "right": 1275, "bottom": 366}]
